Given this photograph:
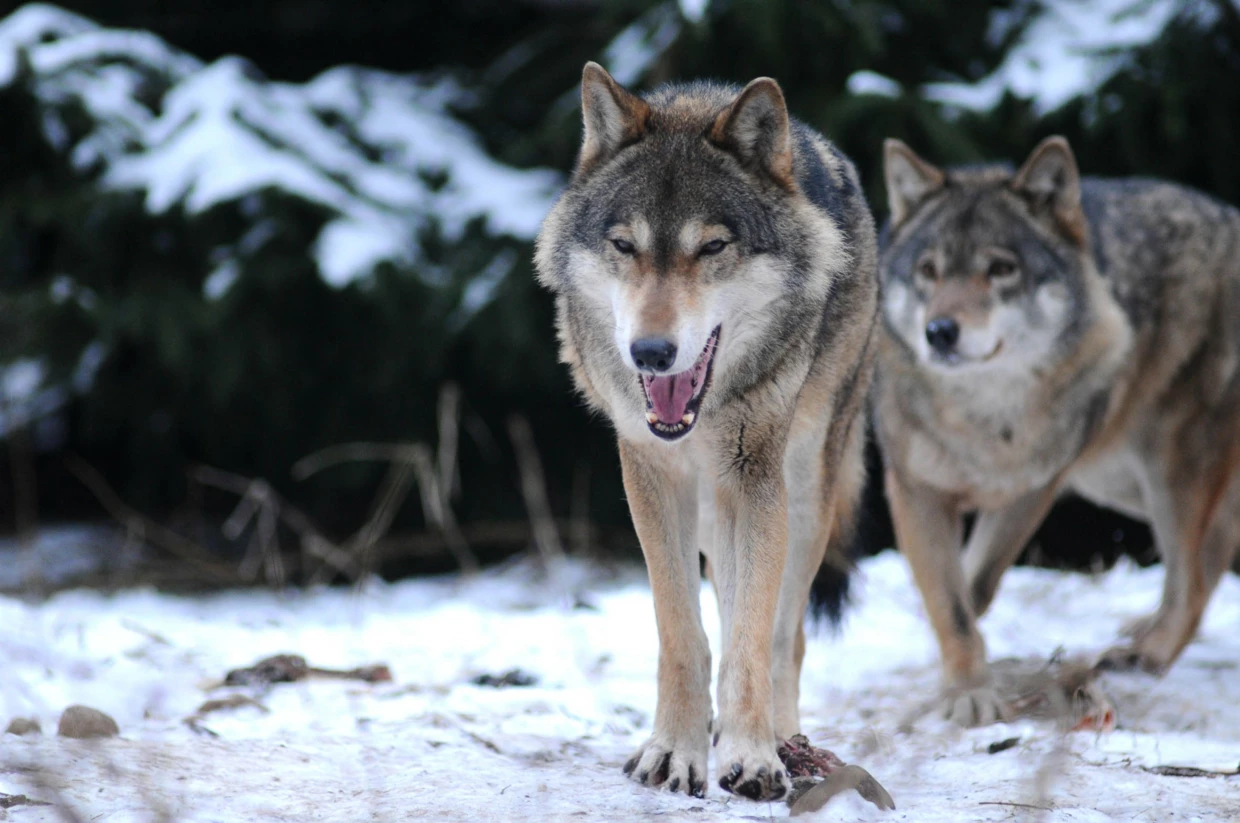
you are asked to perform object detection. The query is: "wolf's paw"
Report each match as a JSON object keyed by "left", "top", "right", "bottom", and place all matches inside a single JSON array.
[
  {"left": 1094, "top": 642, "right": 1170, "bottom": 675},
  {"left": 939, "top": 685, "right": 1010, "bottom": 727},
  {"left": 1119, "top": 611, "right": 1162, "bottom": 641},
  {"left": 622, "top": 736, "right": 707, "bottom": 797},
  {"left": 714, "top": 735, "right": 789, "bottom": 801},
  {"left": 1097, "top": 612, "right": 1186, "bottom": 675}
]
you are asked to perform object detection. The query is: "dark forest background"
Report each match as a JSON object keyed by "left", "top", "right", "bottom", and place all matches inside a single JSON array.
[{"left": 3, "top": 0, "right": 1238, "bottom": 589}]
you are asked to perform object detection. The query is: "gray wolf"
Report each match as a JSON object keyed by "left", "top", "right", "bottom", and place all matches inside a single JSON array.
[
  {"left": 874, "top": 135, "right": 1240, "bottom": 725},
  {"left": 535, "top": 63, "right": 878, "bottom": 798}
]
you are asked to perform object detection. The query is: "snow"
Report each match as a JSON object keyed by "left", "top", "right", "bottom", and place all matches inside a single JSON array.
[
  {"left": 923, "top": 0, "right": 1180, "bottom": 114},
  {"left": 0, "top": 3, "right": 561, "bottom": 289},
  {"left": 679, "top": 0, "right": 711, "bottom": 24},
  {"left": 846, "top": 70, "right": 902, "bottom": 99},
  {"left": 0, "top": 346, "right": 104, "bottom": 441},
  {"left": 3, "top": 550, "right": 1239, "bottom": 821},
  {"left": 203, "top": 261, "right": 241, "bottom": 301},
  {"left": 604, "top": 4, "right": 683, "bottom": 87},
  {"left": 0, "top": 359, "right": 66, "bottom": 439},
  {"left": 1, "top": 360, "right": 45, "bottom": 404},
  {"left": 449, "top": 248, "right": 520, "bottom": 332},
  {"left": 69, "top": 342, "right": 105, "bottom": 394},
  {"left": 0, "top": 525, "right": 129, "bottom": 590}
]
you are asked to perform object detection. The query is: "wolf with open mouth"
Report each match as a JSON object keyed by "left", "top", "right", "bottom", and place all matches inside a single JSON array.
[{"left": 535, "top": 63, "right": 879, "bottom": 801}]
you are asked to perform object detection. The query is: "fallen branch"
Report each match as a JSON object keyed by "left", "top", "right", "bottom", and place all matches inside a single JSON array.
[
  {"left": 1141, "top": 764, "right": 1240, "bottom": 778},
  {"left": 294, "top": 434, "right": 478, "bottom": 575},
  {"left": 507, "top": 414, "right": 564, "bottom": 567},
  {"left": 0, "top": 793, "right": 52, "bottom": 809},
  {"left": 66, "top": 454, "right": 237, "bottom": 584},
  {"left": 222, "top": 653, "right": 392, "bottom": 687},
  {"left": 193, "top": 464, "right": 360, "bottom": 583}
]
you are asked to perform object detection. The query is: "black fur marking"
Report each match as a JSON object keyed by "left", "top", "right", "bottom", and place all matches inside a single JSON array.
[
  {"left": 793, "top": 127, "right": 849, "bottom": 241},
  {"left": 1079, "top": 389, "right": 1111, "bottom": 449},
  {"left": 732, "top": 422, "right": 751, "bottom": 473},
  {"left": 950, "top": 596, "right": 972, "bottom": 637},
  {"left": 1082, "top": 188, "right": 1109, "bottom": 275},
  {"left": 969, "top": 566, "right": 995, "bottom": 613}
]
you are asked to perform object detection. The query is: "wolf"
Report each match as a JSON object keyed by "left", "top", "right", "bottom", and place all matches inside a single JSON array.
[
  {"left": 874, "top": 135, "right": 1240, "bottom": 725},
  {"left": 534, "top": 63, "right": 878, "bottom": 799}
]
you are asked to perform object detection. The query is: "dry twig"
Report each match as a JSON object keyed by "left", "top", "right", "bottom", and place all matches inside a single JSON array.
[
  {"left": 292, "top": 385, "right": 479, "bottom": 575},
  {"left": 506, "top": 414, "right": 565, "bottom": 566},
  {"left": 65, "top": 454, "right": 236, "bottom": 584},
  {"left": 193, "top": 464, "right": 359, "bottom": 584}
]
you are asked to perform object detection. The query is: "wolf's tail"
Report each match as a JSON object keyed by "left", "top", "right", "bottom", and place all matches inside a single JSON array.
[
  {"left": 807, "top": 437, "right": 890, "bottom": 626},
  {"left": 806, "top": 539, "right": 854, "bottom": 625}
]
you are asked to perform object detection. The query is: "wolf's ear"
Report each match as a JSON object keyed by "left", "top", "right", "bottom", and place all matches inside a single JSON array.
[
  {"left": 710, "top": 78, "right": 794, "bottom": 188},
  {"left": 884, "top": 139, "right": 945, "bottom": 226},
  {"left": 578, "top": 62, "right": 650, "bottom": 176},
  {"left": 1011, "top": 136, "right": 1086, "bottom": 243}
]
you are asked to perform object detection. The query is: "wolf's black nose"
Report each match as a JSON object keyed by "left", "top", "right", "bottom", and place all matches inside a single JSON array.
[
  {"left": 631, "top": 338, "right": 677, "bottom": 373},
  {"left": 925, "top": 317, "right": 960, "bottom": 353}
]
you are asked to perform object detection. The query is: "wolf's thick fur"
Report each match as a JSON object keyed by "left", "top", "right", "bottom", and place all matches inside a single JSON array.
[
  {"left": 875, "top": 136, "right": 1240, "bottom": 725},
  {"left": 535, "top": 64, "right": 878, "bottom": 799}
]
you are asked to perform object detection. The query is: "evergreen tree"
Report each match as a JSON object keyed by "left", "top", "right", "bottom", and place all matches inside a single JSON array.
[{"left": 2, "top": 1, "right": 1236, "bottom": 571}]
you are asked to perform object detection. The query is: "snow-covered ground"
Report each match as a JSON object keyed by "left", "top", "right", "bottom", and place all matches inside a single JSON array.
[{"left": 2, "top": 550, "right": 1238, "bottom": 821}]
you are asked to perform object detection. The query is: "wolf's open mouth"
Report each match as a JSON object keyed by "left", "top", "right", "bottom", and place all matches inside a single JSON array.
[{"left": 640, "top": 326, "right": 721, "bottom": 441}]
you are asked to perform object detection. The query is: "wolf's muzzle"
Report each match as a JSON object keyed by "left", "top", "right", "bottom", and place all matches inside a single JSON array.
[
  {"left": 925, "top": 316, "right": 960, "bottom": 355},
  {"left": 631, "top": 337, "right": 678, "bottom": 373}
]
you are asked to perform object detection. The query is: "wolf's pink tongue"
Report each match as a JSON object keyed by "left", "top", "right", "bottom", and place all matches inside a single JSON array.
[{"left": 646, "top": 373, "right": 694, "bottom": 424}]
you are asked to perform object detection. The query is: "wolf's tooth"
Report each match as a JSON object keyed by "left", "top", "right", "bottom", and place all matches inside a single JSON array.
[
  {"left": 646, "top": 411, "right": 659, "bottom": 425},
  {"left": 682, "top": 411, "right": 695, "bottom": 426}
]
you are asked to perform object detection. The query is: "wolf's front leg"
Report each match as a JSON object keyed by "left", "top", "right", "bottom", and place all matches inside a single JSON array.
[
  {"left": 962, "top": 485, "right": 1059, "bottom": 617},
  {"left": 886, "top": 469, "right": 1009, "bottom": 726},
  {"left": 709, "top": 421, "right": 792, "bottom": 801},
  {"left": 769, "top": 412, "right": 860, "bottom": 739},
  {"left": 618, "top": 439, "right": 712, "bottom": 797}
]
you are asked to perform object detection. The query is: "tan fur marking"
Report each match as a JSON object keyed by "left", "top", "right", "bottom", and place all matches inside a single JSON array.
[{"left": 925, "top": 274, "right": 992, "bottom": 329}]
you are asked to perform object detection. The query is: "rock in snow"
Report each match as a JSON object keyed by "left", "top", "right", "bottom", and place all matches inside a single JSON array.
[
  {"left": 5, "top": 717, "right": 41, "bottom": 736},
  {"left": 56, "top": 705, "right": 119, "bottom": 739}
]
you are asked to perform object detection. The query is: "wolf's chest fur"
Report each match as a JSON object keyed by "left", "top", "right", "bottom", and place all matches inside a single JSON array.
[{"left": 898, "top": 363, "right": 1111, "bottom": 507}]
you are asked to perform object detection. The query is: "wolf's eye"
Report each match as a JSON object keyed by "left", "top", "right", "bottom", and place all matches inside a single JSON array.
[
  {"left": 916, "top": 259, "right": 937, "bottom": 280},
  {"left": 699, "top": 239, "right": 729, "bottom": 257},
  {"left": 987, "top": 259, "right": 1017, "bottom": 279},
  {"left": 611, "top": 238, "right": 636, "bottom": 255}
]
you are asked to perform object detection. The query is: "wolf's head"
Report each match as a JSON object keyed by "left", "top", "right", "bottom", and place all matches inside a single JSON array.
[
  {"left": 879, "top": 137, "right": 1092, "bottom": 375},
  {"left": 536, "top": 64, "right": 847, "bottom": 442}
]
